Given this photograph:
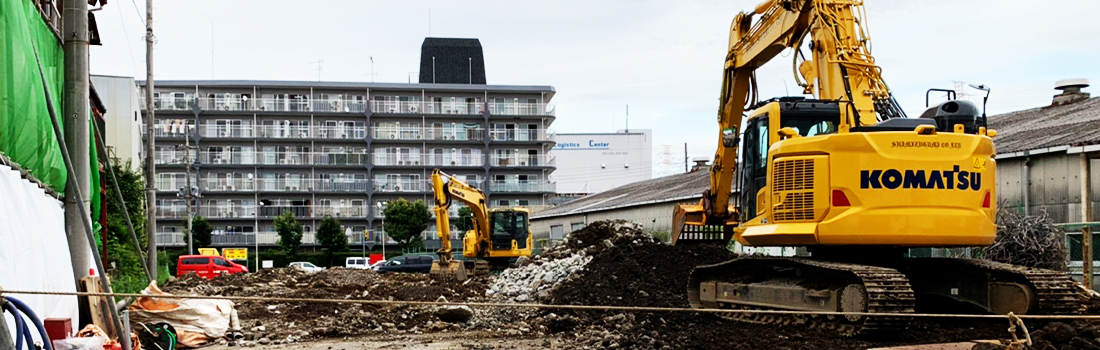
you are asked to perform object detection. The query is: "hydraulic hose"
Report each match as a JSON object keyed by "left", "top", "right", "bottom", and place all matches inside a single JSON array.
[
  {"left": 5, "top": 297, "right": 55, "bottom": 350},
  {"left": 3, "top": 301, "right": 28, "bottom": 350}
]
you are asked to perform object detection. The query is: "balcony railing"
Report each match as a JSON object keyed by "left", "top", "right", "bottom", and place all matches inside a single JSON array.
[
  {"left": 201, "top": 178, "right": 256, "bottom": 191},
  {"left": 315, "top": 126, "right": 366, "bottom": 139},
  {"left": 155, "top": 205, "right": 188, "bottom": 218},
  {"left": 147, "top": 95, "right": 554, "bottom": 116},
  {"left": 489, "top": 128, "right": 555, "bottom": 142},
  {"left": 489, "top": 182, "right": 556, "bottom": 192},
  {"left": 489, "top": 155, "right": 555, "bottom": 167},
  {"left": 424, "top": 154, "right": 485, "bottom": 167},
  {"left": 198, "top": 205, "right": 256, "bottom": 219},
  {"left": 255, "top": 205, "right": 368, "bottom": 218},
  {"left": 155, "top": 178, "right": 189, "bottom": 191},
  {"left": 155, "top": 232, "right": 186, "bottom": 246},
  {"left": 199, "top": 124, "right": 255, "bottom": 138},
  {"left": 200, "top": 151, "right": 256, "bottom": 165},
  {"left": 372, "top": 154, "right": 426, "bottom": 166},
  {"left": 313, "top": 152, "right": 370, "bottom": 166},
  {"left": 373, "top": 126, "right": 488, "bottom": 141},
  {"left": 373, "top": 179, "right": 426, "bottom": 192},
  {"left": 257, "top": 125, "right": 312, "bottom": 139},
  {"left": 154, "top": 151, "right": 195, "bottom": 165},
  {"left": 314, "top": 179, "right": 369, "bottom": 192},
  {"left": 256, "top": 178, "right": 313, "bottom": 192}
]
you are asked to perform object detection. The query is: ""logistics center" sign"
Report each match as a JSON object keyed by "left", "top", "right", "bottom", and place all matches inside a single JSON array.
[{"left": 554, "top": 139, "right": 611, "bottom": 150}]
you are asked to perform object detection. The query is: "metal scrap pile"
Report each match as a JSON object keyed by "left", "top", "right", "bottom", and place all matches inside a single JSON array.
[{"left": 985, "top": 209, "right": 1068, "bottom": 271}]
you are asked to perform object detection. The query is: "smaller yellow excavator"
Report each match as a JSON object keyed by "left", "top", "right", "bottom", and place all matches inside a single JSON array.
[{"left": 429, "top": 169, "right": 534, "bottom": 281}]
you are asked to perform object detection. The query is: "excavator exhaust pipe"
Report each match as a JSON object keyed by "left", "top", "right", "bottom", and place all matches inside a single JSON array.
[{"left": 430, "top": 260, "right": 469, "bottom": 281}]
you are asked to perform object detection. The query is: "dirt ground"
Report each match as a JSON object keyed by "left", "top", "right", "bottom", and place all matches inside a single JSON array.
[{"left": 156, "top": 220, "right": 1100, "bottom": 350}]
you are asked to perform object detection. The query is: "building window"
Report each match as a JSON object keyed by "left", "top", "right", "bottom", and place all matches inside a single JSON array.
[
  {"left": 570, "top": 222, "right": 585, "bottom": 231},
  {"left": 497, "top": 199, "right": 510, "bottom": 207},
  {"left": 550, "top": 225, "right": 564, "bottom": 240}
]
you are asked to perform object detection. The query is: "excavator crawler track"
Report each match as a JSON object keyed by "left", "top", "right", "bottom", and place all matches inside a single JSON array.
[
  {"left": 688, "top": 257, "right": 915, "bottom": 335},
  {"left": 895, "top": 258, "right": 1083, "bottom": 315}
]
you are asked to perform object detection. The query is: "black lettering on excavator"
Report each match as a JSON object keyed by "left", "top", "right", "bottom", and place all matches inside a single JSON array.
[{"left": 859, "top": 166, "right": 981, "bottom": 190}]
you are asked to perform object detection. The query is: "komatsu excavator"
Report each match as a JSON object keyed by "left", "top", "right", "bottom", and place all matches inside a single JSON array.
[
  {"left": 429, "top": 169, "right": 534, "bottom": 281},
  {"left": 673, "top": 0, "right": 1081, "bottom": 334}
]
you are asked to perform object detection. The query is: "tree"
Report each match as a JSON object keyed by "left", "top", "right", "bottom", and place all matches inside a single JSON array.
[
  {"left": 382, "top": 198, "right": 431, "bottom": 251},
  {"left": 190, "top": 216, "right": 213, "bottom": 248},
  {"left": 455, "top": 206, "right": 475, "bottom": 232},
  {"left": 104, "top": 157, "right": 149, "bottom": 292},
  {"left": 275, "top": 211, "right": 303, "bottom": 256},
  {"left": 317, "top": 215, "right": 349, "bottom": 265}
]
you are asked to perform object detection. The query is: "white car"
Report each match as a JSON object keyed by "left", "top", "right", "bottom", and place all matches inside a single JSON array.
[
  {"left": 345, "top": 257, "right": 370, "bottom": 269},
  {"left": 288, "top": 261, "right": 323, "bottom": 273}
]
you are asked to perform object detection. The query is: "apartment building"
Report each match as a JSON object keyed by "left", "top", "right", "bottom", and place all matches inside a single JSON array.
[{"left": 143, "top": 80, "right": 557, "bottom": 250}]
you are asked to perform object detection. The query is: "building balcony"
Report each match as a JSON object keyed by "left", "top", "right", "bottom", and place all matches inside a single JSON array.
[
  {"left": 489, "top": 155, "right": 555, "bottom": 167},
  {"left": 155, "top": 205, "right": 188, "bottom": 218},
  {"left": 489, "top": 182, "right": 556, "bottom": 193},
  {"left": 199, "top": 125, "right": 255, "bottom": 138},
  {"left": 146, "top": 95, "right": 554, "bottom": 116},
  {"left": 197, "top": 151, "right": 252, "bottom": 165},
  {"left": 312, "top": 152, "right": 370, "bottom": 166},
  {"left": 489, "top": 128, "right": 555, "bottom": 142},
  {"left": 315, "top": 205, "right": 368, "bottom": 218},
  {"left": 257, "top": 125, "right": 312, "bottom": 139},
  {"left": 314, "top": 179, "right": 370, "bottom": 192},
  {"left": 198, "top": 206, "right": 256, "bottom": 219},
  {"left": 201, "top": 178, "right": 256, "bottom": 192},
  {"left": 373, "top": 126, "right": 487, "bottom": 141},
  {"left": 424, "top": 155, "right": 485, "bottom": 167},
  {"left": 256, "top": 178, "right": 314, "bottom": 192},
  {"left": 154, "top": 151, "right": 195, "bottom": 165},
  {"left": 315, "top": 126, "right": 366, "bottom": 140},
  {"left": 154, "top": 178, "right": 189, "bottom": 192},
  {"left": 372, "top": 154, "right": 426, "bottom": 167},
  {"left": 156, "top": 232, "right": 186, "bottom": 247},
  {"left": 370, "top": 100, "right": 555, "bottom": 116},
  {"left": 254, "top": 205, "right": 367, "bottom": 219},
  {"left": 372, "top": 179, "right": 427, "bottom": 193}
]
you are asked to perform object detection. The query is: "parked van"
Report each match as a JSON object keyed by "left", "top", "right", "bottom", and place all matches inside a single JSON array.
[
  {"left": 176, "top": 255, "right": 249, "bottom": 279},
  {"left": 345, "top": 257, "right": 370, "bottom": 269}
]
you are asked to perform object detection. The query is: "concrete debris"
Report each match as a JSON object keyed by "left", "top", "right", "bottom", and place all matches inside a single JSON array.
[{"left": 434, "top": 306, "right": 475, "bottom": 323}]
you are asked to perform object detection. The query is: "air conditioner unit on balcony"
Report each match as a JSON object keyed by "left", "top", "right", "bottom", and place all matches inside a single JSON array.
[
  {"left": 520, "top": 161, "right": 528, "bottom": 166},
  {"left": 415, "top": 135, "right": 421, "bottom": 140},
  {"left": 341, "top": 133, "right": 348, "bottom": 139},
  {"left": 319, "top": 130, "right": 328, "bottom": 138},
  {"left": 388, "top": 108, "right": 396, "bottom": 113},
  {"left": 220, "top": 185, "right": 227, "bottom": 191},
  {"left": 409, "top": 105, "right": 418, "bottom": 113},
  {"left": 228, "top": 185, "right": 236, "bottom": 191},
  {"left": 291, "top": 186, "right": 299, "bottom": 191},
  {"left": 414, "top": 161, "right": 420, "bottom": 165},
  {"left": 389, "top": 133, "right": 397, "bottom": 139},
  {"left": 394, "top": 185, "right": 401, "bottom": 191},
  {"left": 279, "top": 159, "right": 288, "bottom": 164},
  {"left": 285, "top": 186, "right": 291, "bottom": 191}
]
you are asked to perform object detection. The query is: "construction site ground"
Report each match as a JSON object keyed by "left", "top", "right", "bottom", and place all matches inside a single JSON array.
[{"left": 161, "top": 221, "right": 1100, "bottom": 350}]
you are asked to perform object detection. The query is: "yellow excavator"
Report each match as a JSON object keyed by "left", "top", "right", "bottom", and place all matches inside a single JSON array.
[
  {"left": 673, "top": 0, "right": 1081, "bottom": 334},
  {"left": 429, "top": 169, "right": 534, "bottom": 281}
]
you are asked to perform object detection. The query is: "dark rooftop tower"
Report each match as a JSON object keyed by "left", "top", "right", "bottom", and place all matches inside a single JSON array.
[{"left": 419, "top": 38, "right": 487, "bottom": 84}]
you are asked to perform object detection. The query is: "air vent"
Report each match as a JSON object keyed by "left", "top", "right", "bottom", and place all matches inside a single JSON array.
[{"left": 772, "top": 158, "right": 815, "bottom": 222}]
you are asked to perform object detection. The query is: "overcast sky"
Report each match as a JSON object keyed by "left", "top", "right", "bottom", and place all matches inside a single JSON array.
[{"left": 91, "top": 0, "right": 1100, "bottom": 177}]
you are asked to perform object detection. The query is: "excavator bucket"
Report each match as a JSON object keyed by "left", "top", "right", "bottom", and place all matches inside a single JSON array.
[
  {"left": 430, "top": 260, "right": 469, "bottom": 281},
  {"left": 671, "top": 203, "right": 736, "bottom": 246}
]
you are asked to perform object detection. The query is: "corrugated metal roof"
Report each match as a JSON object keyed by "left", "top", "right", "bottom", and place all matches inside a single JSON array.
[
  {"left": 534, "top": 170, "right": 733, "bottom": 219},
  {"left": 988, "top": 97, "right": 1100, "bottom": 154}
]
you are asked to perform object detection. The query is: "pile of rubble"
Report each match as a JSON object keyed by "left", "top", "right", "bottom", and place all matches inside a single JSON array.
[
  {"left": 488, "top": 220, "right": 653, "bottom": 302},
  {"left": 161, "top": 267, "right": 491, "bottom": 345}
]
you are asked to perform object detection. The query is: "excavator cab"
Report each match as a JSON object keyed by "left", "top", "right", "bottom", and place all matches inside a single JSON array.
[{"left": 489, "top": 210, "right": 530, "bottom": 250}]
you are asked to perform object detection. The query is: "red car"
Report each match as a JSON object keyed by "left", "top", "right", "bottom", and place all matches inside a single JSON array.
[{"left": 176, "top": 255, "right": 249, "bottom": 279}]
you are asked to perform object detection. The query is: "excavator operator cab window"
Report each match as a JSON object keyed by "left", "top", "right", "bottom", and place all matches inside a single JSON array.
[
  {"left": 782, "top": 117, "right": 837, "bottom": 137},
  {"left": 490, "top": 211, "right": 529, "bottom": 249},
  {"left": 739, "top": 115, "right": 769, "bottom": 219}
]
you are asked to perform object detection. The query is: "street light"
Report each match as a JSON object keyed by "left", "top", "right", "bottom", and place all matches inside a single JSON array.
[{"left": 376, "top": 202, "right": 386, "bottom": 259}]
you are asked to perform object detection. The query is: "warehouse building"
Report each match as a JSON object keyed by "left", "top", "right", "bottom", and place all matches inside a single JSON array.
[
  {"left": 141, "top": 38, "right": 557, "bottom": 251},
  {"left": 989, "top": 79, "right": 1100, "bottom": 284}
]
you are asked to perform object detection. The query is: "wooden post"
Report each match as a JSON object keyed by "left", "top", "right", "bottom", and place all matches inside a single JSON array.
[{"left": 1082, "top": 153, "right": 1093, "bottom": 290}]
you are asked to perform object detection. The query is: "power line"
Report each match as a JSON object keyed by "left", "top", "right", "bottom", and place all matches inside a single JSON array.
[{"left": 113, "top": 2, "right": 142, "bottom": 76}]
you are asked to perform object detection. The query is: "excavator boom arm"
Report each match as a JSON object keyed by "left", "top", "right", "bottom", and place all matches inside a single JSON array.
[{"left": 675, "top": 0, "right": 899, "bottom": 244}]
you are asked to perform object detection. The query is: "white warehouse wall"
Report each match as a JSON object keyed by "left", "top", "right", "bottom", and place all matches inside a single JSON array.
[{"left": 550, "top": 130, "right": 652, "bottom": 194}]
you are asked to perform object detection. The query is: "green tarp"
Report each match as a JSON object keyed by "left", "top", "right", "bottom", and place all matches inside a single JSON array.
[{"left": 1, "top": 0, "right": 67, "bottom": 194}]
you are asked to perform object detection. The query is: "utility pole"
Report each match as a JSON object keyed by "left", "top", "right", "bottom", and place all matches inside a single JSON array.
[
  {"left": 178, "top": 130, "right": 198, "bottom": 255},
  {"left": 63, "top": 0, "right": 92, "bottom": 284},
  {"left": 1082, "top": 153, "right": 1094, "bottom": 290},
  {"left": 144, "top": 0, "right": 158, "bottom": 281},
  {"left": 684, "top": 143, "right": 688, "bottom": 173}
]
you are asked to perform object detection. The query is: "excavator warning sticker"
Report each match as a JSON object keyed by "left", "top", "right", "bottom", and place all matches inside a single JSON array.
[{"left": 890, "top": 141, "right": 963, "bottom": 149}]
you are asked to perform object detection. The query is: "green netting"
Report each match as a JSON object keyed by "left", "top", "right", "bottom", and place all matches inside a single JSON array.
[
  {"left": 1, "top": 0, "right": 67, "bottom": 194},
  {"left": 91, "top": 115, "right": 101, "bottom": 246}
]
